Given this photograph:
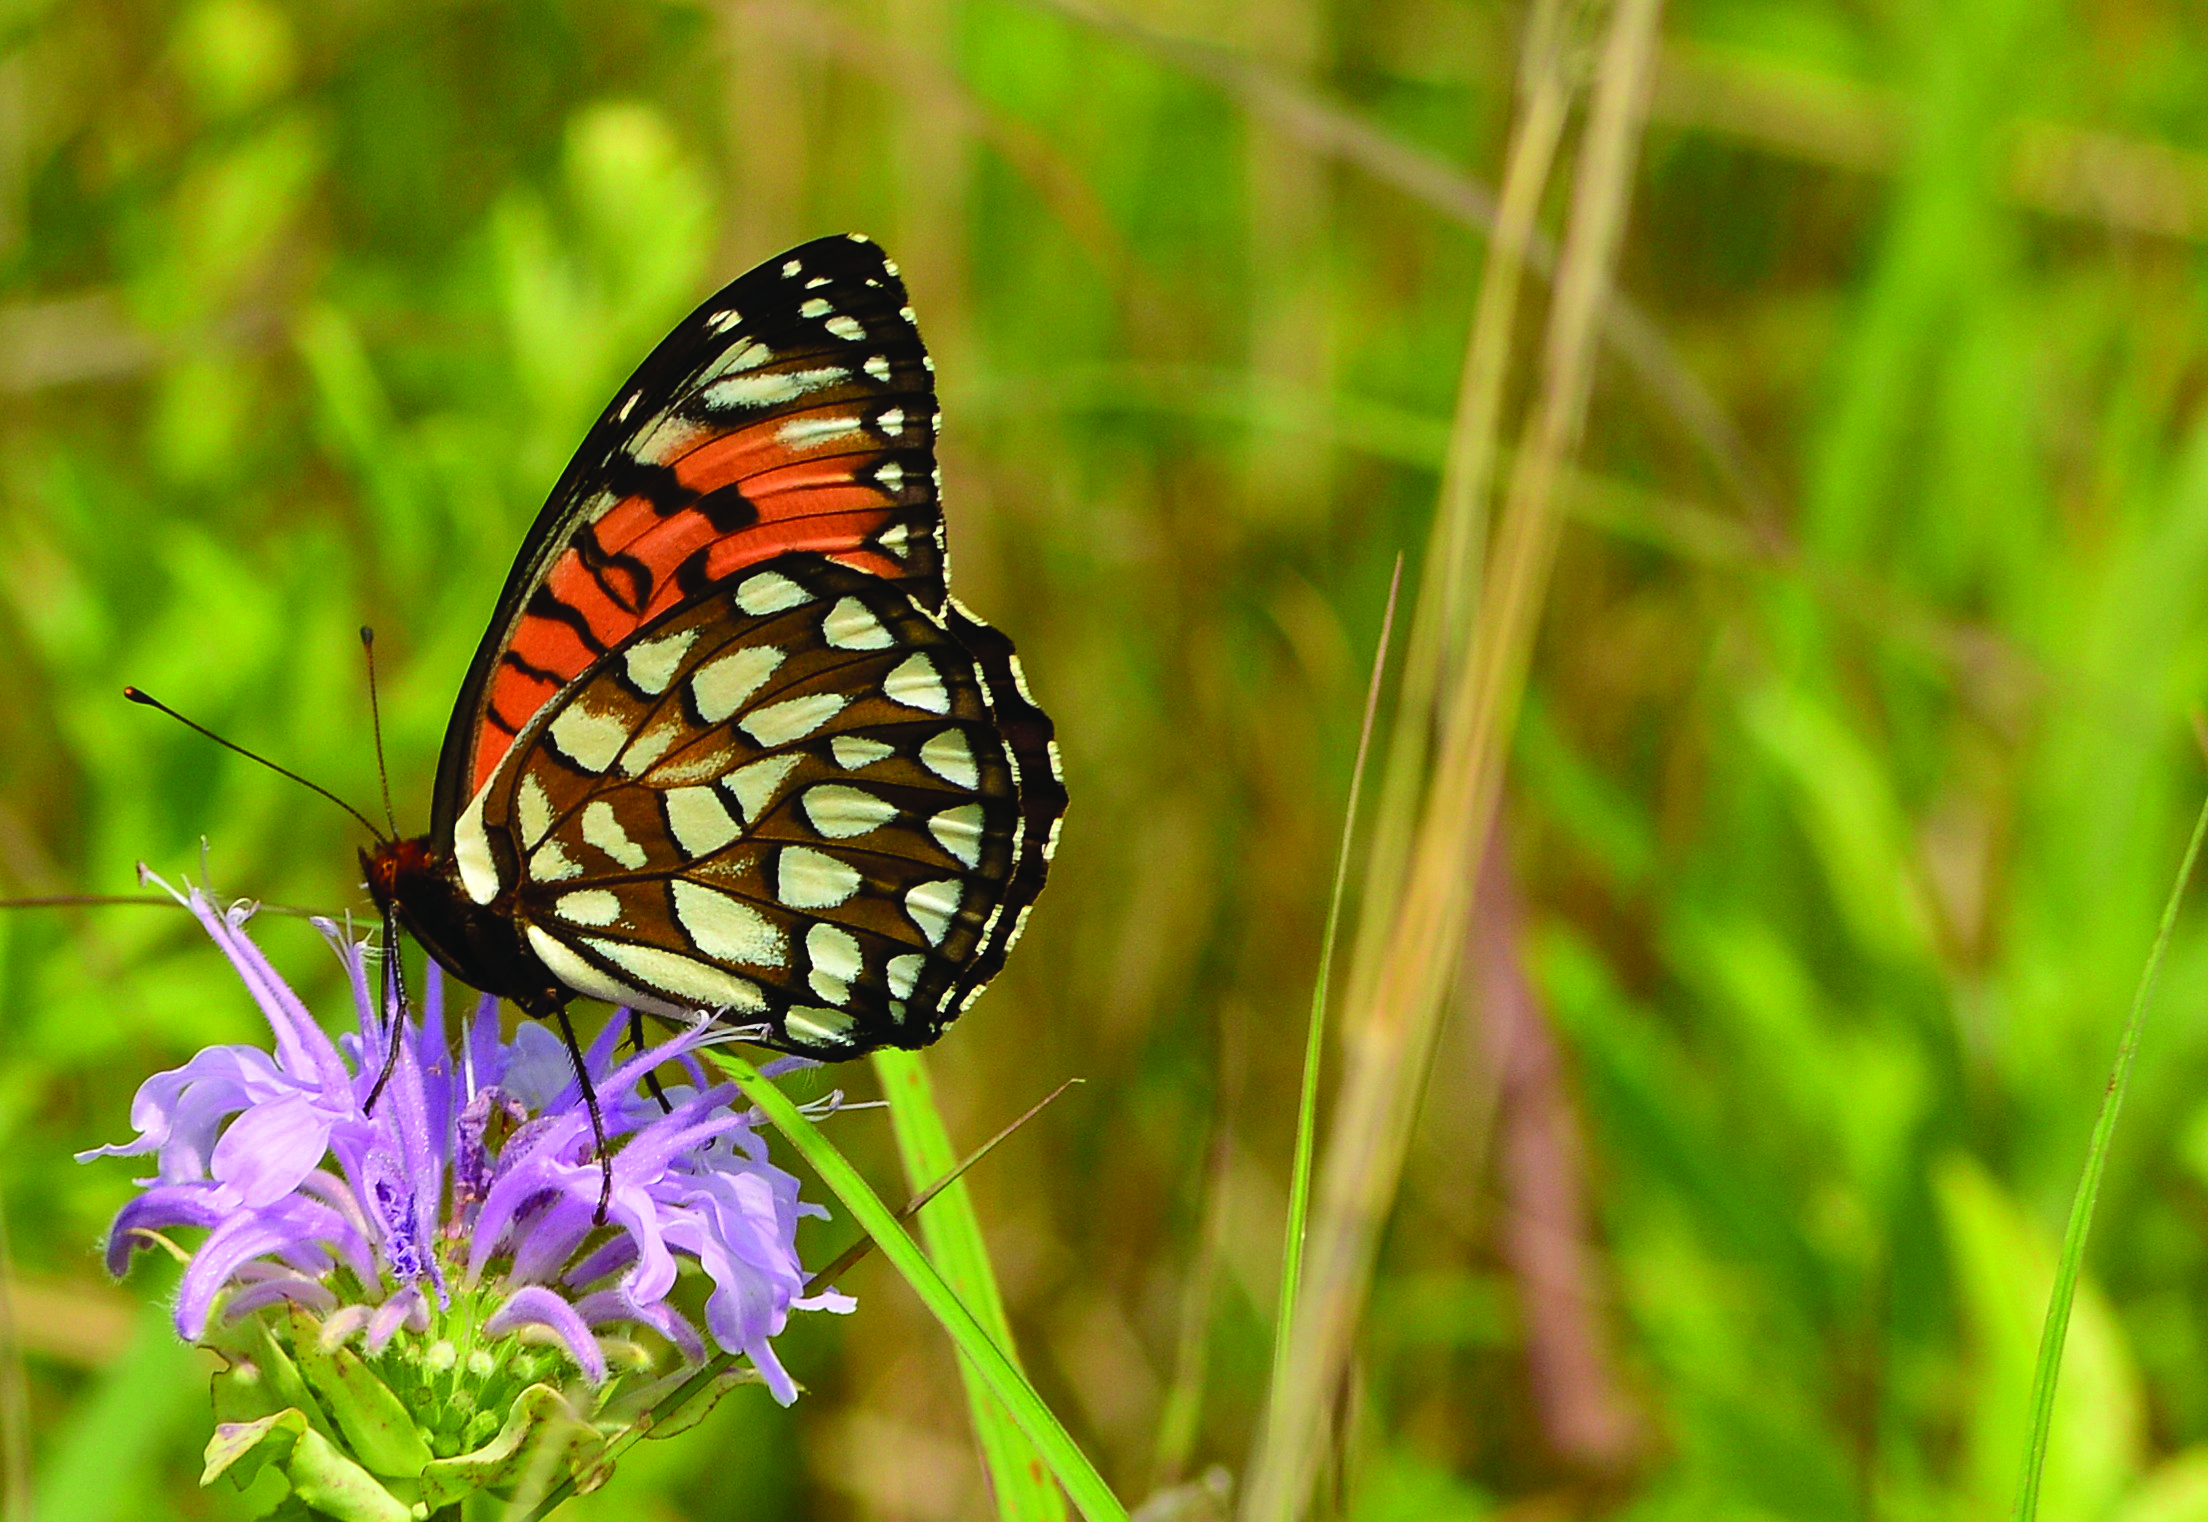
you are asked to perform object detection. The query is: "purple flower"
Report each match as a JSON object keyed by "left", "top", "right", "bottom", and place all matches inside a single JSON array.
[{"left": 81, "top": 881, "right": 853, "bottom": 1403}]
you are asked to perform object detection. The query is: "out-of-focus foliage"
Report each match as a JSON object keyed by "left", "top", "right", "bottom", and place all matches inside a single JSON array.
[{"left": 10, "top": 0, "right": 2208, "bottom": 1517}]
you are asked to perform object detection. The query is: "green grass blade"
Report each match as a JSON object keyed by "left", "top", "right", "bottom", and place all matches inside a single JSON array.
[
  {"left": 1267, "top": 559, "right": 1401, "bottom": 1397},
  {"left": 711, "top": 1053, "right": 1128, "bottom": 1522},
  {"left": 2012, "top": 788, "right": 2208, "bottom": 1522},
  {"left": 874, "top": 1046, "right": 1068, "bottom": 1522}
]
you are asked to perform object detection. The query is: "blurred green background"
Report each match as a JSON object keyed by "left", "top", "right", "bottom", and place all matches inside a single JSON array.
[{"left": 11, "top": 0, "right": 2208, "bottom": 1517}]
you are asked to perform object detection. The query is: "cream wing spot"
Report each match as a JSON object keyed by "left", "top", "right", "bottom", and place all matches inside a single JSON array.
[
  {"left": 620, "top": 713, "right": 684, "bottom": 777},
  {"left": 517, "top": 773, "right": 555, "bottom": 847},
  {"left": 455, "top": 785, "right": 501, "bottom": 906},
  {"left": 929, "top": 803, "right": 986, "bottom": 868},
  {"left": 734, "top": 573, "right": 811, "bottom": 617},
  {"left": 583, "top": 800, "right": 648, "bottom": 869},
  {"left": 672, "top": 880, "right": 786, "bottom": 968},
  {"left": 550, "top": 702, "right": 628, "bottom": 773},
  {"left": 623, "top": 628, "right": 700, "bottom": 695},
  {"left": 691, "top": 645, "right": 785, "bottom": 723},
  {"left": 554, "top": 889, "right": 623, "bottom": 928},
  {"left": 585, "top": 938, "right": 767, "bottom": 1014},
  {"left": 864, "top": 354, "right": 891, "bottom": 382},
  {"left": 665, "top": 786, "right": 742, "bottom": 857},
  {"left": 874, "top": 460, "right": 905, "bottom": 493},
  {"left": 886, "top": 954, "right": 923, "bottom": 999},
  {"left": 832, "top": 736, "right": 894, "bottom": 770},
  {"left": 877, "top": 406, "right": 905, "bottom": 437},
  {"left": 531, "top": 837, "right": 583, "bottom": 882},
  {"left": 825, "top": 315, "right": 864, "bottom": 341},
  {"left": 742, "top": 692, "right": 849, "bottom": 747},
  {"left": 527, "top": 927, "right": 653, "bottom": 1010},
  {"left": 784, "top": 1007, "right": 857, "bottom": 1048},
  {"left": 919, "top": 729, "right": 979, "bottom": 788},
  {"left": 905, "top": 879, "right": 962, "bottom": 946},
  {"left": 885, "top": 654, "right": 950, "bottom": 714},
  {"left": 802, "top": 784, "right": 897, "bottom": 839},
  {"left": 806, "top": 922, "right": 863, "bottom": 1002},
  {"left": 777, "top": 846, "right": 862, "bottom": 910},
  {"left": 822, "top": 597, "right": 893, "bottom": 650},
  {"left": 800, "top": 297, "right": 831, "bottom": 318},
  {"left": 779, "top": 414, "right": 863, "bottom": 449},
  {"left": 724, "top": 755, "right": 801, "bottom": 824},
  {"left": 781, "top": 259, "right": 802, "bottom": 277}
]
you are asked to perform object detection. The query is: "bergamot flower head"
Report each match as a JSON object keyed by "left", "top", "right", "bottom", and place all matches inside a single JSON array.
[{"left": 81, "top": 878, "right": 852, "bottom": 1514}]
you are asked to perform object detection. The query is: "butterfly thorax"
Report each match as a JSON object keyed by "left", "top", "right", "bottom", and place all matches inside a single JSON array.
[{"left": 362, "top": 837, "right": 567, "bottom": 1018}]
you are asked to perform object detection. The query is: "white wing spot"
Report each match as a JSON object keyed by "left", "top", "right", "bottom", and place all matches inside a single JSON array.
[
  {"left": 587, "top": 938, "right": 766, "bottom": 1013},
  {"left": 807, "top": 922, "right": 862, "bottom": 1002},
  {"left": 550, "top": 702, "right": 628, "bottom": 773},
  {"left": 929, "top": 803, "right": 986, "bottom": 868},
  {"left": 777, "top": 846, "right": 861, "bottom": 910},
  {"left": 877, "top": 520, "right": 912, "bottom": 560},
  {"left": 823, "top": 596, "right": 892, "bottom": 650},
  {"left": 673, "top": 880, "right": 786, "bottom": 968},
  {"left": 904, "top": 879, "right": 962, "bottom": 946},
  {"left": 922, "top": 355, "right": 935, "bottom": 373},
  {"left": 616, "top": 393, "right": 638, "bottom": 422},
  {"left": 803, "top": 784, "right": 897, "bottom": 839},
  {"left": 920, "top": 729, "right": 979, "bottom": 788},
  {"left": 885, "top": 654, "right": 950, "bottom": 713},
  {"left": 706, "top": 308, "right": 742, "bottom": 333},
  {"left": 782, "top": 259, "right": 802, "bottom": 278},
  {"left": 806, "top": 275, "right": 832, "bottom": 288},
  {"left": 884, "top": 259, "right": 902, "bottom": 277},
  {"left": 743, "top": 692, "right": 849, "bottom": 747},
  {"left": 554, "top": 889, "right": 623, "bottom": 928},
  {"left": 724, "top": 755, "right": 801, "bottom": 824},
  {"left": 778, "top": 414, "right": 863, "bottom": 448},
  {"left": 832, "top": 736, "right": 893, "bottom": 770},
  {"left": 624, "top": 627, "right": 700, "bottom": 695},
  {"left": 583, "top": 800, "right": 648, "bottom": 869},
  {"left": 665, "top": 786, "right": 742, "bottom": 857},
  {"left": 691, "top": 645, "right": 786, "bottom": 723},
  {"left": 704, "top": 366, "right": 845, "bottom": 411},
  {"left": 734, "top": 571, "right": 811, "bottom": 616},
  {"left": 700, "top": 337, "right": 772, "bottom": 380},
  {"left": 886, "top": 953, "right": 923, "bottom": 999},
  {"left": 875, "top": 460, "right": 905, "bottom": 493},
  {"left": 864, "top": 354, "right": 891, "bottom": 382},
  {"left": 898, "top": 304, "right": 916, "bottom": 322},
  {"left": 800, "top": 297, "right": 832, "bottom": 319},
  {"left": 825, "top": 315, "right": 864, "bottom": 342},
  {"left": 877, "top": 406, "right": 905, "bottom": 436}
]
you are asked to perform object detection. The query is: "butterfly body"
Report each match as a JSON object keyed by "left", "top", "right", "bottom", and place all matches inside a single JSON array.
[{"left": 365, "top": 235, "right": 1063, "bottom": 1057}]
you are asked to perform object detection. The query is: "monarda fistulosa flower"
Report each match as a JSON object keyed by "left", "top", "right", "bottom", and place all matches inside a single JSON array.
[{"left": 80, "top": 881, "right": 852, "bottom": 1517}]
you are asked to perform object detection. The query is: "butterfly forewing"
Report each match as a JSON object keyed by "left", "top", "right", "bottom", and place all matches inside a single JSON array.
[
  {"left": 457, "top": 555, "right": 1027, "bottom": 1055},
  {"left": 436, "top": 234, "right": 947, "bottom": 826}
]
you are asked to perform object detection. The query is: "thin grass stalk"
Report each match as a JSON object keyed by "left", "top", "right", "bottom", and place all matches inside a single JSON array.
[
  {"left": 2012, "top": 790, "right": 2208, "bottom": 1521},
  {"left": 711, "top": 1053, "right": 1128, "bottom": 1522},
  {"left": 874, "top": 1047, "right": 1068, "bottom": 1522},
  {"left": 1267, "top": 558, "right": 1401, "bottom": 1407},
  {"left": 1240, "top": 3, "right": 1666, "bottom": 1515}
]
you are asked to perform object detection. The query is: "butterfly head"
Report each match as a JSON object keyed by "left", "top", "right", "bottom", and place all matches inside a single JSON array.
[{"left": 363, "top": 836, "right": 567, "bottom": 1019}]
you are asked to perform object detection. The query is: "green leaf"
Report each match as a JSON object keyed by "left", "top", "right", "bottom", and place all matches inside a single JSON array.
[
  {"left": 874, "top": 1046, "right": 1069, "bottom": 1522},
  {"left": 708, "top": 1051, "right": 1128, "bottom": 1522},
  {"left": 283, "top": 1308, "right": 434, "bottom": 1479},
  {"left": 418, "top": 1382, "right": 603, "bottom": 1511},
  {"left": 283, "top": 1426, "right": 414, "bottom": 1522},
  {"left": 201, "top": 1407, "right": 308, "bottom": 1490}
]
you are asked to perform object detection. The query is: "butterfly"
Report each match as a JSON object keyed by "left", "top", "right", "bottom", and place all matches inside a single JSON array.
[{"left": 363, "top": 234, "right": 1064, "bottom": 1061}]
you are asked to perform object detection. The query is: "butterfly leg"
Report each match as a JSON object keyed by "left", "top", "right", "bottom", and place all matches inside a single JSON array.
[
  {"left": 629, "top": 1010, "right": 674, "bottom": 1114},
  {"left": 553, "top": 1004, "right": 615, "bottom": 1223},
  {"left": 363, "top": 901, "right": 410, "bottom": 1113}
]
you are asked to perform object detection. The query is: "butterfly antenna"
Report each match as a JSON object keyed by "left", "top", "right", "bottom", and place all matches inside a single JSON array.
[
  {"left": 123, "top": 687, "right": 386, "bottom": 843},
  {"left": 360, "top": 627, "right": 400, "bottom": 840}
]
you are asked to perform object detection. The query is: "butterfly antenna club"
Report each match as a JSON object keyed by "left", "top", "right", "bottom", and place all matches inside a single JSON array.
[{"left": 123, "top": 687, "right": 387, "bottom": 842}]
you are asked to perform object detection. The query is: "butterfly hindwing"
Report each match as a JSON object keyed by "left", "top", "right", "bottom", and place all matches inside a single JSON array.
[
  {"left": 454, "top": 554, "right": 1029, "bottom": 1056},
  {"left": 434, "top": 234, "right": 947, "bottom": 829}
]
